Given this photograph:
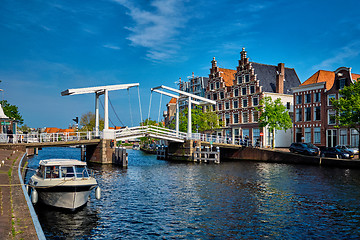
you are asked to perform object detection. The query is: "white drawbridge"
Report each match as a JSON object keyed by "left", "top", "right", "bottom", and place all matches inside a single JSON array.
[{"left": 115, "top": 125, "right": 187, "bottom": 143}]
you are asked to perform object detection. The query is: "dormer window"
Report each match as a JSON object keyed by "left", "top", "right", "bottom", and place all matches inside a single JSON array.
[{"left": 339, "top": 78, "right": 346, "bottom": 90}]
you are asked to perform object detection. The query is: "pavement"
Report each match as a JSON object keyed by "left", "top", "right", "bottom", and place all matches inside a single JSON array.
[{"left": 0, "top": 149, "right": 38, "bottom": 239}]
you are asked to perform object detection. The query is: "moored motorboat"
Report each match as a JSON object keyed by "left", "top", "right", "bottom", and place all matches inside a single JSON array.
[{"left": 29, "top": 159, "right": 100, "bottom": 210}]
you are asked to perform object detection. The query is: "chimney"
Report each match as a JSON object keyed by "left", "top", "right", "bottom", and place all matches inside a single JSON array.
[{"left": 276, "top": 63, "right": 285, "bottom": 93}]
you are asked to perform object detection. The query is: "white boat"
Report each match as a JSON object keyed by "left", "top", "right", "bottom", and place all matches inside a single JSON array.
[{"left": 29, "top": 159, "right": 100, "bottom": 210}]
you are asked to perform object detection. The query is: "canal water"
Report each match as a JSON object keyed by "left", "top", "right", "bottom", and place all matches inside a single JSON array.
[{"left": 26, "top": 147, "right": 360, "bottom": 239}]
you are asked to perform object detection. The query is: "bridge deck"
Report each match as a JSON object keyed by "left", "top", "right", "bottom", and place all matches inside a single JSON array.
[{"left": 0, "top": 139, "right": 101, "bottom": 148}]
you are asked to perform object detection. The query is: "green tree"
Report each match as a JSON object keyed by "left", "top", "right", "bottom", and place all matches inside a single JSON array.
[
  {"left": 331, "top": 80, "right": 360, "bottom": 151},
  {"left": 0, "top": 100, "right": 24, "bottom": 125},
  {"left": 140, "top": 118, "right": 163, "bottom": 127},
  {"left": 79, "top": 112, "right": 104, "bottom": 131},
  {"left": 255, "top": 97, "right": 292, "bottom": 148},
  {"left": 173, "top": 107, "right": 220, "bottom": 133}
]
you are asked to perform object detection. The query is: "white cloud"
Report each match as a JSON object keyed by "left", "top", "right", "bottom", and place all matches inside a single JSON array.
[
  {"left": 103, "top": 44, "right": 121, "bottom": 50},
  {"left": 312, "top": 41, "right": 360, "bottom": 70},
  {"left": 112, "top": 0, "right": 188, "bottom": 62}
]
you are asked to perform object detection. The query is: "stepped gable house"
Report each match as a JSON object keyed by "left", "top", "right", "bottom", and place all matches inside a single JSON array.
[
  {"left": 206, "top": 48, "right": 301, "bottom": 147},
  {"left": 292, "top": 67, "right": 360, "bottom": 147}
]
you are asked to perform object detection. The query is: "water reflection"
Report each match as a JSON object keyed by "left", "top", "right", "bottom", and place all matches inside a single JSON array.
[{"left": 26, "top": 147, "right": 360, "bottom": 239}]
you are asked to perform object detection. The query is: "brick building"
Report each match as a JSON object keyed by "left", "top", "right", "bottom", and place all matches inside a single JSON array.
[
  {"left": 292, "top": 67, "right": 360, "bottom": 147},
  {"left": 206, "top": 48, "right": 301, "bottom": 147}
]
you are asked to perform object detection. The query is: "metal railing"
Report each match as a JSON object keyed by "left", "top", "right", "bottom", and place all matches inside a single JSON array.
[{"left": 0, "top": 131, "right": 97, "bottom": 144}]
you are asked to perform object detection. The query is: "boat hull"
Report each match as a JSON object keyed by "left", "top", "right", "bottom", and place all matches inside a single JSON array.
[{"left": 36, "top": 185, "right": 96, "bottom": 210}]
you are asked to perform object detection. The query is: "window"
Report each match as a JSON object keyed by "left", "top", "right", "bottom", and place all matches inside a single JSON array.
[
  {"left": 234, "top": 89, "right": 239, "bottom": 97},
  {"left": 351, "top": 129, "right": 359, "bottom": 147},
  {"left": 328, "top": 94, "right": 336, "bottom": 106},
  {"left": 220, "top": 92, "right": 224, "bottom": 99},
  {"left": 242, "top": 128, "right": 249, "bottom": 138},
  {"left": 207, "top": 94, "right": 211, "bottom": 99},
  {"left": 216, "top": 82, "right": 220, "bottom": 89},
  {"left": 210, "top": 83, "right": 214, "bottom": 90},
  {"left": 245, "top": 75, "right": 250, "bottom": 82},
  {"left": 253, "top": 128, "right": 260, "bottom": 143},
  {"left": 328, "top": 110, "right": 336, "bottom": 124},
  {"left": 243, "top": 99, "right": 248, "bottom": 107},
  {"left": 305, "top": 93, "right": 311, "bottom": 103},
  {"left": 225, "top": 102, "right": 230, "bottom": 110},
  {"left": 340, "top": 129, "right": 347, "bottom": 145},
  {"left": 225, "top": 114, "right": 230, "bottom": 126},
  {"left": 213, "top": 93, "right": 217, "bottom": 100},
  {"left": 286, "top": 102, "right": 291, "bottom": 110},
  {"left": 45, "top": 166, "right": 60, "bottom": 179},
  {"left": 314, "top": 92, "right": 321, "bottom": 102},
  {"left": 314, "top": 127, "right": 321, "bottom": 144},
  {"left": 75, "top": 166, "right": 89, "bottom": 178},
  {"left": 305, "top": 107, "right": 311, "bottom": 121},
  {"left": 250, "top": 85, "right": 255, "bottom": 94},
  {"left": 233, "top": 113, "right": 239, "bottom": 124},
  {"left": 296, "top": 108, "right": 302, "bottom": 122},
  {"left": 253, "top": 97, "right": 258, "bottom": 106},
  {"left": 242, "top": 87, "right": 247, "bottom": 95},
  {"left": 61, "top": 166, "right": 75, "bottom": 178},
  {"left": 233, "top": 100, "right": 238, "bottom": 109},
  {"left": 218, "top": 104, "right": 222, "bottom": 111},
  {"left": 304, "top": 128, "right": 311, "bottom": 143},
  {"left": 253, "top": 111, "right": 259, "bottom": 122},
  {"left": 339, "top": 78, "right": 346, "bottom": 90},
  {"left": 314, "top": 106, "right": 321, "bottom": 121},
  {"left": 242, "top": 112, "right": 248, "bottom": 123},
  {"left": 237, "top": 76, "right": 242, "bottom": 84},
  {"left": 212, "top": 105, "right": 215, "bottom": 111},
  {"left": 296, "top": 95, "right": 302, "bottom": 104}
]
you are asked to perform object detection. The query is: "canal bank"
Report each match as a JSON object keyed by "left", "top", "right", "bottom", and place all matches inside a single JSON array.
[
  {"left": 222, "top": 146, "right": 360, "bottom": 168},
  {"left": 0, "top": 149, "right": 40, "bottom": 239}
]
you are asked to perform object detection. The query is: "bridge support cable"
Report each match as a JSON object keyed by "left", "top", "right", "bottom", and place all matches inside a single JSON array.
[
  {"left": 137, "top": 86, "right": 143, "bottom": 126},
  {"left": 99, "top": 98, "right": 117, "bottom": 128},
  {"left": 157, "top": 92, "right": 163, "bottom": 124},
  {"left": 127, "top": 89, "right": 133, "bottom": 127},
  {"left": 147, "top": 91, "right": 153, "bottom": 124},
  {"left": 108, "top": 95, "right": 125, "bottom": 126}
]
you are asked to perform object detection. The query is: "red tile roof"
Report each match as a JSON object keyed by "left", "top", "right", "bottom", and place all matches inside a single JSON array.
[
  {"left": 301, "top": 70, "right": 360, "bottom": 90},
  {"left": 219, "top": 68, "right": 236, "bottom": 87},
  {"left": 169, "top": 98, "right": 177, "bottom": 104}
]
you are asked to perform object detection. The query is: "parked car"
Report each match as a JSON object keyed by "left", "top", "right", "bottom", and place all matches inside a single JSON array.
[
  {"left": 335, "top": 145, "right": 359, "bottom": 155},
  {"left": 320, "top": 147, "right": 354, "bottom": 159},
  {"left": 289, "top": 143, "right": 319, "bottom": 156}
]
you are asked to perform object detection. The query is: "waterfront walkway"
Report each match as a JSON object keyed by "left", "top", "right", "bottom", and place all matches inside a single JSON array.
[{"left": 0, "top": 150, "right": 37, "bottom": 239}]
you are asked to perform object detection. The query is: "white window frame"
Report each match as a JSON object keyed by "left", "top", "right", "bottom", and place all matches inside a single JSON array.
[{"left": 327, "top": 94, "right": 336, "bottom": 106}]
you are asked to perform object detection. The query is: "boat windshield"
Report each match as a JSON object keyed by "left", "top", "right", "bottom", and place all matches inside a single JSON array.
[
  {"left": 60, "top": 166, "right": 75, "bottom": 178},
  {"left": 75, "top": 166, "right": 89, "bottom": 178},
  {"left": 45, "top": 166, "right": 60, "bottom": 179}
]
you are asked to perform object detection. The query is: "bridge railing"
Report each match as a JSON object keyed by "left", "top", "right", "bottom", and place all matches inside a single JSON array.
[
  {"left": 0, "top": 131, "right": 98, "bottom": 144},
  {"left": 147, "top": 125, "right": 187, "bottom": 139}
]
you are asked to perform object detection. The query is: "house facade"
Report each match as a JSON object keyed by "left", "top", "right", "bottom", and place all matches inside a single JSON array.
[
  {"left": 292, "top": 67, "right": 360, "bottom": 147},
  {"left": 205, "top": 48, "right": 301, "bottom": 147}
]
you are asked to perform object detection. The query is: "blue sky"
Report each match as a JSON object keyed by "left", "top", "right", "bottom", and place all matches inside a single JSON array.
[{"left": 1, "top": 0, "right": 360, "bottom": 129}]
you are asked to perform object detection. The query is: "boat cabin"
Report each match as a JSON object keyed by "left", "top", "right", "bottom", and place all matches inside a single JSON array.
[{"left": 36, "top": 159, "right": 91, "bottom": 179}]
